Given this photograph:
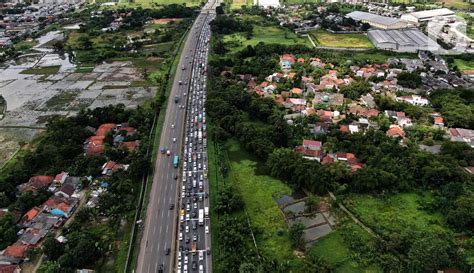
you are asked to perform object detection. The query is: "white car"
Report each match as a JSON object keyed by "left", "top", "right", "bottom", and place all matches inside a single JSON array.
[
  {"left": 178, "top": 261, "right": 181, "bottom": 270},
  {"left": 178, "top": 251, "right": 182, "bottom": 261},
  {"left": 173, "top": 138, "right": 177, "bottom": 142},
  {"left": 184, "top": 256, "right": 188, "bottom": 264},
  {"left": 199, "top": 250, "right": 204, "bottom": 261},
  {"left": 205, "top": 225, "right": 209, "bottom": 234},
  {"left": 179, "top": 232, "right": 183, "bottom": 241},
  {"left": 186, "top": 226, "right": 189, "bottom": 233},
  {"left": 171, "top": 124, "right": 175, "bottom": 129}
]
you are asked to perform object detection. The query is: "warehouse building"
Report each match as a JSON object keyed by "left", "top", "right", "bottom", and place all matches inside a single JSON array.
[
  {"left": 346, "top": 11, "right": 412, "bottom": 29},
  {"left": 400, "top": 8, "right": 455, "bottom": 24},
  {"left": 368, "top": 28, "right": 439, "bottom": 52}
]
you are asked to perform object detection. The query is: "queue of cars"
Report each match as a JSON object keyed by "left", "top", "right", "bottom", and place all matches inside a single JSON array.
[{"left": 174, "top": 12, "right": 214, "bottom": 273}]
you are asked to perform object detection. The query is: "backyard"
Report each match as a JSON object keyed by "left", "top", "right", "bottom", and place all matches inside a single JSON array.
[
  {"left": 310, "top": 30, "right": 374, "bottom": 48},
  {"left": 453, "top": 58, "right": 474, "bottom": 72}
]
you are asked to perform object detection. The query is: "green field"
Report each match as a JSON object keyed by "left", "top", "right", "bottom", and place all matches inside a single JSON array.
[
  {"left": 281, "top": 0, "right": 322, "bottom": 4},
  {"left": 223, "top": 25, "right": 311, "bottom": 51},
  {"left": 345, "top": 192, "right": 444, "bottom": 231},
  {"left": 226, "top": 141, "right": 294, "bottom": 260},
  {"left": 114, "top": 0, "right": 202, "bottom": 7},
  {"left": 310, "top": 30, "right": 374, "bottom": 48},
  {"left": 20, "top": 66, "right": 60, "bottom": 75},
  {"left": 453, "top": 58, "right": 474, "bottom": 72},
  {"left": 309, "top": 226, "right": 382, "bottom": 273}
]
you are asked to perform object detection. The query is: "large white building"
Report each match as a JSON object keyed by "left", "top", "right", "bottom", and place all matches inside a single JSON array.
[
  {"left": 346, "top": 11, "right": 412, "bottom": 30},
  {"left": 400, "top": 8, "right": 455, "bottom": 24},
  {"left": 254, "top": 0, "right": 279, "bottom": 8},
  {"left": 368, "top": 28, "right": 440, "bottom": 52}
]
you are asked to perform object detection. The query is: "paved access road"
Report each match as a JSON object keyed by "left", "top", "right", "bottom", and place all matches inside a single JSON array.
[{"left": 136, "top": 1, "right": 218, "bottom": 273}]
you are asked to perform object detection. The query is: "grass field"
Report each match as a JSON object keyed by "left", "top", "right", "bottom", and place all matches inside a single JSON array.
[
  {"left": 115, "top": 0, "right": 202, "bottom": 7},
  {"left": 223, "top": 26, "right": 311, "bottom": 51},
  {"left": 226, "top": 141, "right": 294, "bottom": 261},
  {"left": 281, "top": 0, "right": 322, "bottom": 4},
  {"left": 230, "top": 0, "right": 253, "bottom": 9},
  {"left": 453, "top": 58, "right": 474, "bottom": 72},
  {"left": 20, "top": 66, "right": 60, "bottom": 75},
  {"left": 310, "top": 30, "right": 374, "bottom": 48},
  {"left": 344, "top": 192, "right": 445, "bottom": 233},
  {"left": 309, "top": 225, "right": 382, "bottom": 273}
]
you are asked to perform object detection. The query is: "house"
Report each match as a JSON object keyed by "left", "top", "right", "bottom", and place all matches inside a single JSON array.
[
  {"left": 55, "top": 183, "right": 75, "bottom": 199},
  {"left": 280, "top": 54, "right": 296, "bottom": 70},
  {"left": 317, "top": 110, "right": 334, "bottom": 122},
  {"left": 335, "top": 152, "right": 357, "bottom": 163},
  {"left": 386, "top": 125, "right": 405, "bottom": 138},
  {"left": 313, "top": 93, "right": 344, "bottom": 106},
  {"left": 397, "top": 95, "right": 429, "bottom": 106},
  {"left": 20, "top": 207, "right": 41, "bottom": 226},
  {"left": 120, "top": 140, "right": 140, "bottom": 152},
  {"left": 0, "top": 265, "right": 21, "bottom": 273},
  {"left": 433, "top": 116, "right": 444, "bottom": 127},
  {"left": 321, "top": 155, "right": 334, "bottom": 165},
  {"left": 101, "top": 161, "right": 128, "bottom": 176},
  {"left": 53, "top": 172, "right": 68, "bottom": 184},
  {"left": 17, "top": 176, "right": 54, "bottom": 193},
  {"left": 290, "top": 87, "right": 303, "bottom": 96},
  {"left": 361, "top": 94, "right": 376, "bottom": 108},
  {"left": 449, "top": 128, "right": 474, "bottom": 147},
  {"left": 85, "top": 135, "right": 106, "bottom": 155},
  {"left": 42, "top": 196, "right": 78, "bottom": 218},
  {"left": 2, "top": 245, "right": 27, "bottom": 259},
  {"left": 464, "top": 167, "right": 474, "bottom": 174},
  {"left": 95, "top": 123, "right": 116, "bottom": 136},
  {"left": 397, "top": 117, "right": 413, "bottom": 127},
  {"left": 302, "top": 139, "right": 322, "bottom": 151}
]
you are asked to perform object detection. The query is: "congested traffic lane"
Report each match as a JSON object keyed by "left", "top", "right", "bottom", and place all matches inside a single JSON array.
[
  {"left": 136, "top": 4, "right": 216, "bottom": 273},
  {"left": 176, "top": 10, "right": 214, "bottom": 273}
]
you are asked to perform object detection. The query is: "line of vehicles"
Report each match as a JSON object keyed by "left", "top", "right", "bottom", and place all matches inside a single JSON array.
[{"left": 172, "top": 12, "right": 214, "bottom": 273}]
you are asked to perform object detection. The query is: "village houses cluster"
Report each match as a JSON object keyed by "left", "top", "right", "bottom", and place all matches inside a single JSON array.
[
  {"left": 239, "top": 53, "right": 474, "bottom": 173},
  {"left": 0, "top": 123, "right": 140, "bottom": 270}
]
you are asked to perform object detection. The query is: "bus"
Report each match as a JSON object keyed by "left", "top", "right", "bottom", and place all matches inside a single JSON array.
[
  {"left": 173, "top": 155, "right": 179, "bottom": 168},
  {"left": 198, "top": 209, "right": 204, "bottom": 226}
]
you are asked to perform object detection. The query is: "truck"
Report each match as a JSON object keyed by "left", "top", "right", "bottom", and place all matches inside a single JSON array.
[
  {"left": 198, "top": 209, "right": 204, "bottom": 226},
  {"left": 173, "top": 155, "right": 179, "bottom": 168},
  {"left": 204, "top": 207, "right": 209, "bottom": 218},
  {"left": 174, "top": 96, "right": 180, "bottom": 103},
  {"left": 192, "top": 241, "right": 197, "bottom": 254}
]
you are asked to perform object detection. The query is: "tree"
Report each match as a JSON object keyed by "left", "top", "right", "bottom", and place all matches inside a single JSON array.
[
  {"left": 397, "top": 72, "right": 422, "bottom": 89},
  {"left": 289, "top": 222, "right": 305, "bottom": 249},
  {"left": 42, "top": 236, "right": 65, "bottom": 260},
  {"left": 339, "top": 81, "right": 371, "bottom": 100},
  {"left": 37, "top": 261, "right": 61, "bottom": 273},
  {"left": 305, "top": 194, "right": 320, "bottom": 213},
  {"left": 407, "top": 230, "right": 455, "bottom": 272},
  {"left": 77, "top": 35, "right": 93, "bottom": 50}
]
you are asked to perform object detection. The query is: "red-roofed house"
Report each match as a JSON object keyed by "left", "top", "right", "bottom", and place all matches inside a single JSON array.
[
  {"left": 434, "top": 116, "right": 444, "bottom": 127},
  {"left": 321, "top": 155, "right": 334, "bottom": 165},
  {"left": 290, "top": 87, "right": 303, "bottom": 95},
  {"left": 102, "top": 161, "right": 127, "bottom": 176},
  {"left": 20, "top": 207, "right": 40, "bottom": 224},
  {"left": 274, "top": 95, "right": 284, "bottom": 105},
  {"left": 336, "top": 153, "right": 357, "bottom": 163},
  {"left": 280, "top": 54, "right": 296, "bottom": 70},
  {"left": 17, "top": 176, "right": 54, "bottom": 193},
  {"left": 95, "top": 123, "right": 116, "bottom": 137},
  {"left": 302, "top": 139, "right": 322, "bottom": 151},
  {"left": 53, "top": 172, "right": 68, "bottom": 184},
  {"left": 340, "top": 125, "right": 350, "bottom": 134},
  {"left": 386, "top": 126, "right": 405, "bottom": 138},
  {"left": 0, "top": 265, "right": 21, "bottom": 273},
  {"left": 3, "top": 245, "right": 27, "bottom": 258},
  {"left": 120, "top": 140, "right": 140, "bottom": 152},
  {"left": 42, "top": 197, "right": 78, "bottom": 218}
]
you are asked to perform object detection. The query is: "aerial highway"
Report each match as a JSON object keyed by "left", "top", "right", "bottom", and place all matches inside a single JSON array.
[{"left": 136, "top": 1, "right": 217, "bottom": 273}]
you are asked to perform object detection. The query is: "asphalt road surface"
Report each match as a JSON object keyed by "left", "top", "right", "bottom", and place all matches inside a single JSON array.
[{"left": 136, "top": 1, "right": 218, "bottom": 273}]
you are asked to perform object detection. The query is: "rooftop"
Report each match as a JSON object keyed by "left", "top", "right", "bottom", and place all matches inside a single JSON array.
[{"left": 346, "top": 11, "right": 399, "bottom": 26}]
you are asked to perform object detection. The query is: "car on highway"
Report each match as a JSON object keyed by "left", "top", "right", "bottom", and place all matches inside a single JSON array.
[
  {"left": 171, "top": 124, "right": 175, "bottom": 129},
  {"left": 205, "top": 225, "right": 209, "bottom": 234},
  {"left": 177, "top": 261, "right": 181, "bottom": 270},
  {"left": 199, "top": 251, "right": 204, "bottom": 261},
  {"left": 179, "top": 233, "right": 183, "bottom": 241},
  {"left": 199, "top": 265, "right": 204, "bottom": 273},
  {"left": 169, "top": 204, "right": 174, "bottom": 210},
  {"left": 165, "top": 248, "right": 170, "bottom": 255}
]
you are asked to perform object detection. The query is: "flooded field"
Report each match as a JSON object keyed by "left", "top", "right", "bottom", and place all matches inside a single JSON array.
[{"left": 0, "top": 31, "right": 156, "bottom": 166}]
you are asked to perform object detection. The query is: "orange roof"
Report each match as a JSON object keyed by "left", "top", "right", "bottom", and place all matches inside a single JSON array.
[
  {"left": 305, "top": 108, "right": 315, "bottom": 116},
  {"left": 121, "top": 141, "right": 140, "bottom": 152},
  {"left": 29, "top": 176, "right": 54, "bottom": 188},
  {"left": 434, "top": 116, "right": 443, "bottom": 124},
  {"left": 3, "top": 245, "right": 27, "bottom": 258},
  {"left": 350, "top": 163, "right": 364, "bottom": 172},
  {"left": 89, "top": 135, "right": 105, "bottom": 145},
  {"left": 386, "top": 126, "right": 405, "bottom": 138},
  {"left": 297, "top": 58, "right": 305, "bottom": 63},
  {"left": 321, "top": 155, "right": 334, "bottom": 165},
  {"left": 340, "top": 125, "right": 350, "bottom": 133},
  {"left": 23, "top": 207, "right": 40, "bottom": 222},
  {"left": 274, "top": 95, "right": 284, "bottom": 105},
  {"left": 291, "top": 87, "right": 303, "bottom": 94},
  {"left": 96, "top": 123, "right": 116, "bottom": 136},
  {"left": 287, "top": 73, "right": 296, "bottom": 79}
]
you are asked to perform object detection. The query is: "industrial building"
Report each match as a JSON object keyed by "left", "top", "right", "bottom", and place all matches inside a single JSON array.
[
  {"left": 346, "top": 11, "right": 412, "bottom": 29},
  {"left": 367, "top": 28, "right": 440, "bottom": 52},
  {"left": 400, "top": 8, "right": 455, "bottom": 24}
]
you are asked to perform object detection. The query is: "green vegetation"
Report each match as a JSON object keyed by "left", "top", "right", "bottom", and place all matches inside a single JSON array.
[
  {"left": 14, "top": 39, "right": 37, "bottom": 51},
  {"left": 226, "top": 141, "right": 293, "bottom": 260},
  {"left": 310, "top": 30, "right": 374, "bottom": 48},
  {"left": 453, "top": 58, "right": 474, "bottom": 72},
  {"left": 115, "top": 0, "right": 202, "bottom": 8},
  {"left": 20, "top": 66, "right": 60, "bottom": 75},
  {"left": 224, "top": 26, "right": 311, "bottom": 51},
  {"left": 44, "top": 92, "right": 79, "bottom": 110}
]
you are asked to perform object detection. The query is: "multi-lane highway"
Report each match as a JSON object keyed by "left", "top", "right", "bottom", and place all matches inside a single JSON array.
[{"left": 136, "top": 1, "right": 217, "bottom": 273}]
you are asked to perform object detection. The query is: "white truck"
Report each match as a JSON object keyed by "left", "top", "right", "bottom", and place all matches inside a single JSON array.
[
  {"left": 204, "top": 207, "right": 209, "bottom": 218},
  {"left": 198, "top": 209, "right": 204, "bottom": 226}
]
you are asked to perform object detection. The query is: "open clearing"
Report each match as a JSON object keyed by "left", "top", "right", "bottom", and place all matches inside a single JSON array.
[
  {"left": 310, "top": 30, "right": 374, "bottom": 48},
  {"left": 453, "top": 58, "right": 474, "bottom": 72},
  {"left": 226, "top": 141, "right": 294, "bottom": 261},
  {"left": 114, "top": 0, "right": 202, "bottom": 8},
  {"left": 224, "top": 26, "right": 311, "bottom": 51}
]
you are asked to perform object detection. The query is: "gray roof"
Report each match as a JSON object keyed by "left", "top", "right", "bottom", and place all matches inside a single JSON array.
[
  {"left": 346, "top": 11, "right": 399, "bottom": 26},
  {"left": 407, "top": 8, "right": 454, "bottom": 20},
  {"left": 368, "top": 28, "right": 439, "bottom": 48}
]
